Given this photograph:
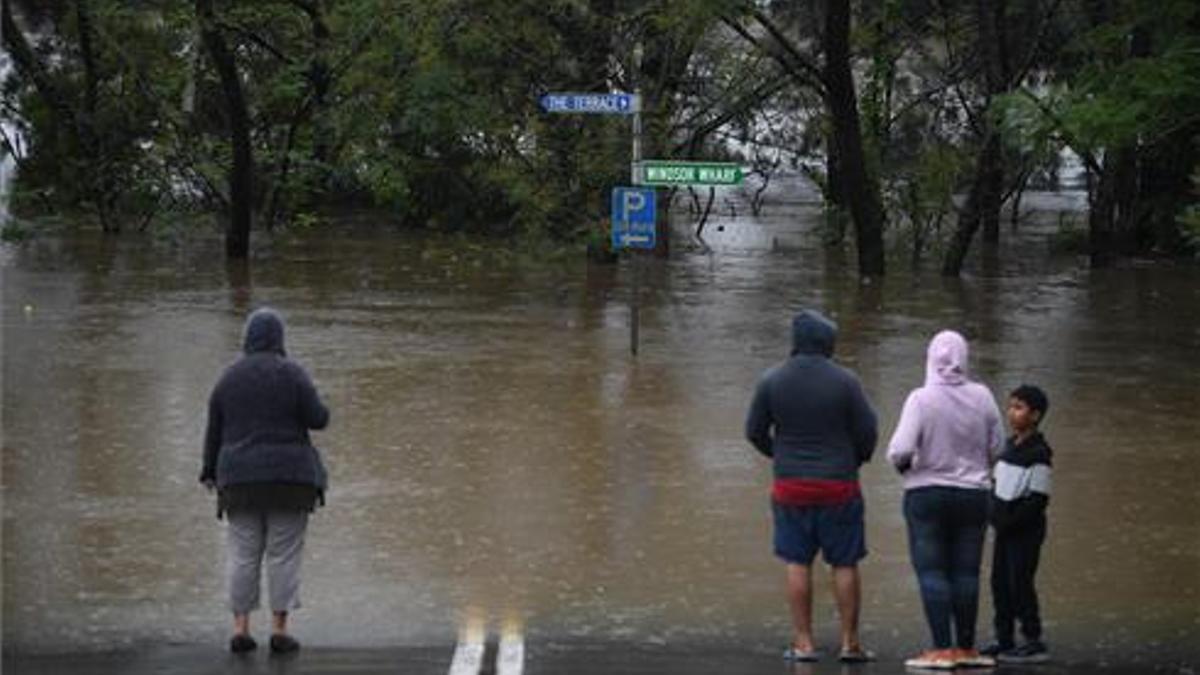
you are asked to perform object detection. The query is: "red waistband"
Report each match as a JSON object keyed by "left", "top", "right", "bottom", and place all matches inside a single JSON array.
[{"left": 772, "top": 478, "right": 861, "bottom": 506}]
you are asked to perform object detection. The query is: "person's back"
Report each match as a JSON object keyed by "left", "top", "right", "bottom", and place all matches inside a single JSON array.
[
  {"left": 744, "top": 309, "right": 878, "bottom": 664},
  {"left": 886, "top": 330, "right": 1003, "bottom": 670},
  {"left": 746, "top": 311, "right": 877, "bottom": 480},
  {"left": 887, "top": 333, "right": 1002, "bottom": 489},
  {"left": 204, "top": 310, "right": 329, "bottom": 492},
  {"left": 200, "top": 307, "right": 330, "bottom": 655}
]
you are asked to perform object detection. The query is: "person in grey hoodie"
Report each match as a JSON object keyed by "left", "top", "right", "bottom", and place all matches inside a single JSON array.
[
  {"left": 886, "top": 330, "right": 1003, "bottom": 670},
  {"left": 200, "top": 307, "right": 329, "bottom": 655},
  {"left": 745, "top": 310, "right": 878, "bottom": 663}
]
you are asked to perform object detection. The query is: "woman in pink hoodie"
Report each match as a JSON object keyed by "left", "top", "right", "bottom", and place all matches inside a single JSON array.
[{"left": 887, "top": 331, "right": 1003, "bottom": 670}]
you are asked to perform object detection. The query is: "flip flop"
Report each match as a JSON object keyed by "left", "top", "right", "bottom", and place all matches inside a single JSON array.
[
  {"left": 783, "top": 647, "right": 821, "bottom": 662},
  {"left": 839, "top": 647, "right": 877, "bottom": 663}
]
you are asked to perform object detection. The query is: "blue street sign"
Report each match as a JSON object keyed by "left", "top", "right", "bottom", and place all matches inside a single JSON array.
[
  {"left": 611, "top": 187, "right": 656, "bottom": 249},
  {"left": 540, "top": 93, "right": 637, "bottom": 115}
]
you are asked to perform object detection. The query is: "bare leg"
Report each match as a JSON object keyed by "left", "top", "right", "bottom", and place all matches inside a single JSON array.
[
  {"left": 786, "top": 564, "right": 815, "bottom": 651},
  {"left": 832, "top": 566, "right": 862, "bottom": 651},
  {"left": 272, "top": 610, "right": 288, "bottom": 636},
  {"left": 233, "top": 613, "right": 251, "bottom": 636}
]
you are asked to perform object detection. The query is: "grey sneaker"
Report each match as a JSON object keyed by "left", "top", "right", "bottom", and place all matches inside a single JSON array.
[{"left": 997, "top": 640, "right": 1049, "bottom": 664}]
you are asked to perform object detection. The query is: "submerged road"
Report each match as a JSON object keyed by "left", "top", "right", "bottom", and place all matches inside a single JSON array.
[{"left": 4, "top": 207, "right": 1199, "bottom": 672}]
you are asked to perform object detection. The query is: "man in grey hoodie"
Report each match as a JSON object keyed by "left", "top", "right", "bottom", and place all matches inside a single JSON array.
[{"left": 745, "top": 309, "right": 878, "bottom": 663}]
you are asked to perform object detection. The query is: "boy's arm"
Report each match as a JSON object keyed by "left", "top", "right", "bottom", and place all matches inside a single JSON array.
[
  {"left": 1007, "top": 462, "right": 1052, "bottom": 528},
  {"left": 745, "top": 377, "right": 774, "bottom": 458}
]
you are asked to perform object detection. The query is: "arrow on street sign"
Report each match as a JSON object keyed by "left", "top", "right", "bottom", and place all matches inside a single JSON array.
[
  {"left": 639, "top": 161, "right": 744, "bottom": 186},
  {"left": 539, "top": 93, "right": 638, "bottom": 115}
]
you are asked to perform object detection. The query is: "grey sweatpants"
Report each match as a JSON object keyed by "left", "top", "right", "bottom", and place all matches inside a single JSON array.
[{"left": 226, "top": 510, "right": 309, "bottom": 614}]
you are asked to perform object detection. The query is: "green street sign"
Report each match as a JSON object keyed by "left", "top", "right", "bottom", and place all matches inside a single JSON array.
[{"left": 639, "top": 161, "right": 744, "bottom": 186}]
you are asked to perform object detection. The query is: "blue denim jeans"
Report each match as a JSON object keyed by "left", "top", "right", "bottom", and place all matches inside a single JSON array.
[{"left": 903, "top": 486, "right": 989, "bottom": 649}]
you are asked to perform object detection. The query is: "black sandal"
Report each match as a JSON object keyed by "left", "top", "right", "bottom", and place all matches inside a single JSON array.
[
  {"left": 270, "top": 634, "right": 301, "bottom": 654},
  {"left": 229, "top": 634, "right": 257, "bottom": 653}
]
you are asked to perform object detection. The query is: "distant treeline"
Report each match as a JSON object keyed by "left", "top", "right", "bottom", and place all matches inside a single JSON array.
[{"left": 1, "top": 0, "right": 1197, "bottom": 275}]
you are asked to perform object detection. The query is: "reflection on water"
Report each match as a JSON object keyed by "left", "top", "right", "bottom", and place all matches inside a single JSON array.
[{"left": 2, "top": 209, "right": 1198, "bottom": 666}]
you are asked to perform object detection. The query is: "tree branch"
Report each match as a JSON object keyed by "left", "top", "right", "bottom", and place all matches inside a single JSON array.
[
  {"left": 216, "top": 19, "right": 293, "bottom": 63},
  {"left": 721, "top": 15, "right": 825, "bottom": 95},
  {"left": 1, "top": 0, "right": 80, "bottom": 135},
  {"left": 1012, "top": 0, "right": 1065, "bottom": 86},
  {"left": 674, "top": 74, "right": 793, "bottom": 156},
  {"left": 1016, "top": 86, "right": 1101, "bottom": 174},
  {"left": 750, "top": 9, "right": 826, "bottom": 88}
]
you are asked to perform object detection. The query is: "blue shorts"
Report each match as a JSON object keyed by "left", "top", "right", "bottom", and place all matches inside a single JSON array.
[{"left": 772, "top": 496, "right": 867, "bottom": 567}]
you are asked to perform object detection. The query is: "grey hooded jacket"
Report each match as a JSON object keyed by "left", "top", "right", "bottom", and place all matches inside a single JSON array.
[
  {"left": 745, "top": 310, "right": 878, "bottom": 481},
  {"left": 201, "top": 308, "right": 330, "bottom": 496}
]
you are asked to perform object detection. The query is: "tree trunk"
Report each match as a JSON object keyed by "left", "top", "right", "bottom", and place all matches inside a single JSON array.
[
  {"left": 296, "top": 0, "right": 331, "bottom": 174},
  {"left": 1111, "top": 145, "right": 1139, "bottom": 254},
  {"left": 75, "top": 0, "right": 99, "bottom": 116},
  {"left": 943, "top": 132, "right": 1001, "bottom": 276},
  {"left": 73, "top": 0, "right": 119, "bottom": 232},
  {"left": 1141, "top": 123, "right": 1198, "bottom": 254},
  {"left": 978, "top": 0, "right": 1008, "bottom": 245},
  {"left": 638, "top": 10, "right": 708, "bottom": 257},
  {"left": 1105, "top": 23, "right": 1149, "bottom": 255},
  {"left": 942, "top": 0, "right": 1009, "bottom": 274},
  {"left": 197, "top": 0, "right": 253, "bottom": 259},
  {"left": 1089, "top": 161, "right": 1118, "bottom": 268},
  {"left": 822, "top": 0, "right": 885, "bottom": 277},
  {"left": 823, "top": 131, "right": 848, "bottom": 245}
]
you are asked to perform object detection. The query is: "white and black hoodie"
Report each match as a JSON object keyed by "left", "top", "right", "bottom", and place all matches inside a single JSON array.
[{"left": 990, "top": 432, "right": 1053, "bottom": 533}]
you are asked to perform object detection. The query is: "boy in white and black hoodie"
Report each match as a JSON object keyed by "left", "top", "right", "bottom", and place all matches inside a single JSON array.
[{"left": 983, "top": 385, "right": 1053, "bottom": 664}]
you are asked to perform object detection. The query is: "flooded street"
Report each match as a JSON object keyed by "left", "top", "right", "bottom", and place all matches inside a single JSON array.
[{"left": 3, "top": 196, "right": 1199, "bottom": 668}]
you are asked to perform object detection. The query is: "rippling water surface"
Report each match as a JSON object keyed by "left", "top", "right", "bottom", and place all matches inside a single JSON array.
[{"left": 3, "top": 201, "right": 1198, "bottom": 667}]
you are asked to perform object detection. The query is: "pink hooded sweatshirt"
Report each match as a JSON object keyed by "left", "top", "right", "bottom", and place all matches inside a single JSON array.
[{"left": 886, "top": 330, "right": 1003, "bottom": 491}]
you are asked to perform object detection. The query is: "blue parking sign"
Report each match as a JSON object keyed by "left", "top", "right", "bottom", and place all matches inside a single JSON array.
[{"left": 611, "top": 187, "right": 656, "bottom": 249}]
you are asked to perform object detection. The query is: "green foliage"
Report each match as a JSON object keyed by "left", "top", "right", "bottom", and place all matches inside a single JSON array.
[
  {"left": 1, "top": 219, "right": 32, "bottom": 243},
  {"left": 1179, "top": 169, "right": 1200, "bottom": 255},
  {"left": 3, "top": 0, "right": 1196, "bottom": 262},
  {"left": 889, "top": 141, "right": 968, "bottom": 263},
  {"left": 1049, "top": 211, "right": 1089, "bottom": 254}
]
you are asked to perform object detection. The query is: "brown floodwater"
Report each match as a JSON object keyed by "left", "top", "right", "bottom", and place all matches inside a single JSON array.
[{"left": 3, "top": 195, "right": 1198, "bottom": 667}]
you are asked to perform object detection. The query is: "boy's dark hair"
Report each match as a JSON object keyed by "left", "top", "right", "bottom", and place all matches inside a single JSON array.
[{"left": 1010, "top": 384, "right": 1049, "bottom": 420}]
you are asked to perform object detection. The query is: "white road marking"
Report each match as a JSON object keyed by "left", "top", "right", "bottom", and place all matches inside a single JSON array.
[
  {"left": 497, "top": 631, "right": 525, "bottom": 675},
  {"left": 447, "top": 615, "right": 486, "bottom": 675},
  {"left": 447, "top": 639, "right": 485, "bottom": 675}
]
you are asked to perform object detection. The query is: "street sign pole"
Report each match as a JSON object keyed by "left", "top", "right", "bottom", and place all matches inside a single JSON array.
[
  {"left": 630, "top": 43, "right": 644, "bottom": 357},
  {"left": 629, "top": 213, "right": 639, "bottom": 356}
]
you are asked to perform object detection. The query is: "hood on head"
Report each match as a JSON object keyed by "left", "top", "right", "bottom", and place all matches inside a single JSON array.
[
  {"left": 243, "top": 307, "right": 287, "bottom": 356},
  {"left": 925, "top": 330, "right": 968, "bottom": 385},
  {"left": 791, "top": 309, "right": 836, "bottom": 357}
]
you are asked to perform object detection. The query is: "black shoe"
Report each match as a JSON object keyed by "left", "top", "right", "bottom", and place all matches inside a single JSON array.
[
  {"left": 998, "top": 640, "right": 1049, "bottom": 664},
  {"left": 270, "top": 633, "right": 301, "bottom": 655},
  {"left": 979, "top": 642, "right": 1013, "bottom": 657},
  {"left": 229, "top": 634, "right": 257, "bottom": 653}
]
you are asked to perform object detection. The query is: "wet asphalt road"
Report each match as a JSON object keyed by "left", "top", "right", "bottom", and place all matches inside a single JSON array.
[{"left": 3, "top": 642, "right": 1193, "bottom": 675}]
